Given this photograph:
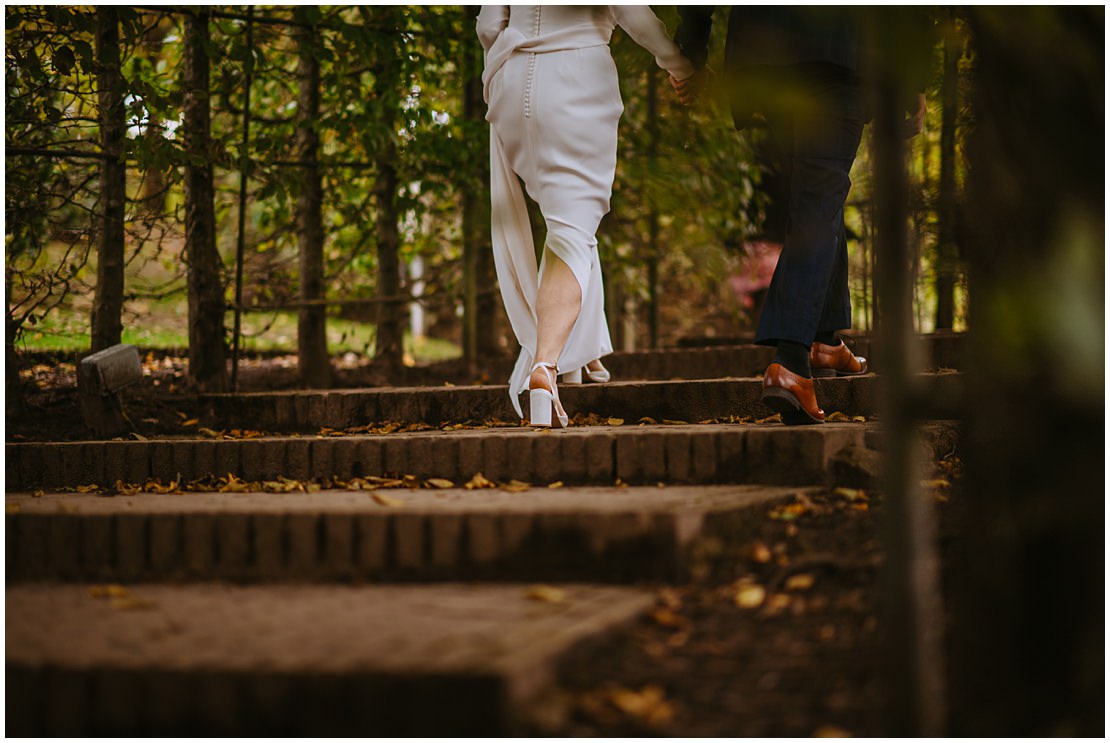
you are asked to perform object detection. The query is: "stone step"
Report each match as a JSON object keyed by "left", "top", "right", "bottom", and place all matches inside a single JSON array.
[
  {"left": 407, "top": 332, "right": 964, "bottom": 385},
  {"left": 7, "top": 422, "right": 876, "bottom": 492},
  {"left": 5, "top": 484, "right": 809, "bottom": 584},
  {"left": 197, "top": 371, "right": 965, "bottom": 433},
  {"left": 6, "top": 582, "right": 653, "bottom": 736}
]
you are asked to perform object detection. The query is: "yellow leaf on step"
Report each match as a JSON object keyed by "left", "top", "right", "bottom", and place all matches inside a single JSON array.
[
  {"left": 526, "top": 584, "right": 566, "bottom": 604},
  {"left": 425, "top": 478, "right": 455, "bottom": 489},
  {"left": 734, "top": 583, "right": 766, "bottom": 609},
  {"left": 372, "top": 493, "right": 405, "bottom": 507},
  {"left": 607, "top": 417, "right": 624, "bottom": 426},
  {"left": 89, "top": 584, "right": 130, "bottom": 599},
  {"left": 465, "top": 473, "right": 496, "bottom": 490},
  {"left": 502, "top": 480, "right": 531, "bottom": 493},
  {"left": 785, "top": 573, "right": 816, "bottom": 591},
  {"left": 548, "top": 481, "right": 564, "bottom": 489}
]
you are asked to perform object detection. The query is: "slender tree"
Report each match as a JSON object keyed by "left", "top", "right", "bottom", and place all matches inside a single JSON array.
[
  {"left": 933, "top": 11, "right": 961, "bottom": 330},
  {"left": 183, "top": 9, "right": 227, "bottom": 391},
  {"left": 294, "top": 8, "right": 330, "bottom": 388},
  {"left": 90, "top": 6, "right": 125, "bottom": 351},
  {"left": 369, "top": 6, "right": 404, "bottom": 378},
  {"left": 949, "top": 7, "right": 1103, "bottom": 735}
]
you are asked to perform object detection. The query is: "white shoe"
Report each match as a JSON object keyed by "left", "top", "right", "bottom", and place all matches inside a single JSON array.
[
  {"left": 560, "top": 367, "right": 583, "bottom": 384},
  {"left": 585, "top": 360, "right": 610, "bottom": 383},
  {"left": 528, "top": 361, "right": 569, "bottom": 428}
]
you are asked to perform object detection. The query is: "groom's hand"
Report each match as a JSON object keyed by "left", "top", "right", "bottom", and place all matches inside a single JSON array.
[{"left": 671, "top": 68, "right": 708, "bottom": 107}]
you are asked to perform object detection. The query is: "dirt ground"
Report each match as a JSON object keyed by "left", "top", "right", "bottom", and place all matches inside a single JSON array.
[{"left": 7, "top": 352, "right": 959, "bottom": 737}]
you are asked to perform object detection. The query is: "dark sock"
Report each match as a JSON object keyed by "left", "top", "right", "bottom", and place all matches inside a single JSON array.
[
  {"left": 774, "top": 340, "right": 811, "bottom": 378},
  {"left": 814, "top": 331, "right": 840, "bottom": 347}
]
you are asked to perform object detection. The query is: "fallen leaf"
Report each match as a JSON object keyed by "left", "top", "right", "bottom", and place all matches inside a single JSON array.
[
  {"left": 181, "top": 418, "right": 199, "bottom": 427},
  {"left": 651, "top": 607, "right": 685, "bottom": 629},
  {"left": 502, "top": 480, "right": 531, "bottom": 493},
  {"left": 32, "top": 490, "right": 44, "bottom": 498},
  {"left": 218, "top": 474, "right": 251, "bottom": 493},
  {"left": 527, "top": 584, "right": 566, "bottom": 604},
  {"left": 920, "top": 478, "right": 951, "bottom": 489},
  {"left": 734, "top": 583, "right": 766, "bottom": 609},
  {"left": 89, "top": 584, "right": 130, "bottom": 599},
  {"left": 465, "top": 473, "right": 496, "bottom": 490},
  {"left": 77, "top": 484, "right": 100, "bottom": 493},
  {"left": 834, "top": 487, "right": 868, "bottom": 502},
  {"left": 130, "top": 432, "right": 148, "bottom": 441},
  {"left": 548, "top": 481, "right": 564, "bottom": 489},
  {"left": 852, "top": 415, "right": 867, "bottom": 423},
  {"left": 116, "top": 481, "right": 142, "bottom": 495},
  {"left": 826, "top": 412, "right": 850, "bottom": 422},
  {"left": 638, "top": 416, "right": 657, "bottom": 425},
  {"left": 425, "top": 478, "right": 455, "bottom": 489},
  {"left": 607, "top": 417, "right": 624, "bottom": 426},
  {"left": 756, "top": 413, "right": 782, "bottom": 424},
  {"left": 606, "top": 684, "right": 675, "bottom": 727},
  {"left": 745, "top": 541, "right": 770, "bottom": 563},
  {"left": 662, "top": 419, "right": 687, "bottom": 425},
  {"left": 371, "top": 493, "right": 405, "bottom": 507},
  {"left": 144, "top": 479, "right": 178, "bottom": 494},
  {"left": 198, "top": 427, "right": 223, "bottom": 438},
  {"left": 785, "top": 573, "right": 816, "bottom": 591}
]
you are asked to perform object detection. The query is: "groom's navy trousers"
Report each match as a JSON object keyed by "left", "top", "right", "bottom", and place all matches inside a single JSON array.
[
  {"left": 676, "top": 8, "right": 868, "bottom": 347},
  {"left": 752, "top": 62, "right": 866, "bottom": 347}
]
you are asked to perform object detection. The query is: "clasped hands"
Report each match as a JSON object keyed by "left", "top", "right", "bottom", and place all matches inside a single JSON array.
[{"left": 669, "top": 69, "right": 928, "bottom": 140}]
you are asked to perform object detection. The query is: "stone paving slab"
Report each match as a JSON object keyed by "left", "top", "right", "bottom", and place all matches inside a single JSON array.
[
  {"left": 6, "top": 582, "right": 654, "bottom": 736},
  {"left": 6, "top": 422, "right": 871, "bottom": 492},
  {"left": 196, "top": 371, "right": 965, "bottom": 432},
  {"left": 6, "top": 484, "right": 809, "bottom": 583}
]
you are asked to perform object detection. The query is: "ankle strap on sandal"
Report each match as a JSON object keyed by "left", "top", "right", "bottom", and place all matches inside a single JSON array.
[{"left": 530, "top": 361, "right": 559, "bottom": 374}]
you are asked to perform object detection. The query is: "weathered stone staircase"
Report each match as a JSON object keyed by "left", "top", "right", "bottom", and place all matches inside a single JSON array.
[{"left": 5, "top": 335, "right": 963, "bottom": 735}]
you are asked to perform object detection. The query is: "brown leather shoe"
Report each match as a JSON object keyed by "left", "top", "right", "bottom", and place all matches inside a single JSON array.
[
  {"left": 810, "top": 341, "right": 868, "bottom": 378},
  {"left": 761, "top": 363, "right": 825, "bottom": 425}
]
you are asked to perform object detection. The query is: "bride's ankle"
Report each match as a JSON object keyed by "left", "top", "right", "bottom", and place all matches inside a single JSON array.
[{"left": 529, "top": 362, "right": 557, "bottom": 392}]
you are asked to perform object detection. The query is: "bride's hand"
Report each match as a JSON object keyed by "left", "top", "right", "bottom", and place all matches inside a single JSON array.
[{"left": 671, "top": 68, "right": 708, "bottom": 106}]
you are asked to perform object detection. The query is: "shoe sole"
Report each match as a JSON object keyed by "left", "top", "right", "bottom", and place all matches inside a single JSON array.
[
  {"left": 812, "top": 368, "right": 867, "bottom": 378},
  {"left": 761, "top": 387, "right": 824, "bottom": 425}
]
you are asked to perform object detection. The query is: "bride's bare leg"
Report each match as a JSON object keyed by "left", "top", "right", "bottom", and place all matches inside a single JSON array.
[{"left": 531, "top": 251, "right": 582, "bottom": 392}]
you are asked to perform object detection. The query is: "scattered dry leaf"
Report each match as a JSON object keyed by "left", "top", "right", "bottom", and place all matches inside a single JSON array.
[
  {"left": 32, "top": 490, "right": 44, "bottom": 498},
  {"left": 734, "top": 582, "right": 766, "bottom": 609},
  {"left": 638, "top": 416, "right": 657, "bottom": 425},
  {"left": 218, "top": 474, "right": 251, "bottom": 493},
  {"left": 834, "top": 487, "right": 868, "bottom": 502},
  {"left": 181, "top": 418, "right": 199, "bottom": 427},
  {"left": 548, "top": 481, "right": 564, "bottom": 489},
  {"left": 465, "top": 473, "right": 496, "bottom": 490},
  {"left": 826, "top": 412, "right": 850, "bottom": 422},
  {"left": 756, "top": 413, "right": 782, "bottom": 424},
  {"left": 651, "top": 607, "right": 685, "bottom": 629},
  {"left": 662, "top": 419, "right": 687, "bottom": 425},
  {"left": 606, "top": 684, "right": 675, "bottom": 727},
  {"left": 785, "top": 573, "right": 816, "bottom": 591},
  {"left": 527, "top": 584, "right": 566, "bottom": 604},
  {"left": 750, "top": 541, "right": 773, "bottom": 563},
  {"left": 89, "top": 584, "right": 130, "bottom": 599},
  {"left": 920, "top": 478, "right": 951, "bottom": 489},
  {"left": 371, "top": 493, "right": 405, "bottom": 507},
  {"left": 502, "top": 480, "right": 531, "bottom": 493},
  {"left": 425, "top": 478, "right": 455, "bottom": 489},
  {"left": 607, "top": 417, "right": 624, "bottom": 426}
]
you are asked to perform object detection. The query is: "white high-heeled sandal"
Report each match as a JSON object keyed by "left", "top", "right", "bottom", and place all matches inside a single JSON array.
[
  {"left": 584, "top": 361, "right": 610, "bottom": 383},
  {"left": 559, "top": 361, "right": 611, "bottom": 385},
  {"left": 529, "top": 361, "right": 569, "bottom": 428}
]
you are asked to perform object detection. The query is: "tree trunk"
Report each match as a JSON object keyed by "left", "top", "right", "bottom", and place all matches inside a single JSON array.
[
  {"left": 949, "top": 8, "right": 1103, "bottom": 736},
  {"left": 371, "top": 7, "right": 404, "bottom": 378},
  {"left": 869, "top": 12, "right": 946, "bottom": 736},
  {"left": 91, "top": 6, "right": 126, "bottom": 352},
  {"left": 461, "top": 6, "right": 495, "bottom": 375},
  {"left": 934, "top": 12, "right": 960, "bottom": 330},
  {"left": 140, "top": 18, "right": 170, "bottom": 218},
  {"left": 183, "top": 9, "right": 227, "bottom": 392},
  {"left": 294, "top": 11, "right": 330, "bottom": 389}
]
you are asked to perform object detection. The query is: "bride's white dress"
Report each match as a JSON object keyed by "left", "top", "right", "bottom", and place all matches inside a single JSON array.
[{"left": 477, "top": 6, "right": 693, "bottom": 417}]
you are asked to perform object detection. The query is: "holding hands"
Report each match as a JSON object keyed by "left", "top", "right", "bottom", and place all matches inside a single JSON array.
[{"left": 670, "top": 68, "right": 710, "bottom": 107}]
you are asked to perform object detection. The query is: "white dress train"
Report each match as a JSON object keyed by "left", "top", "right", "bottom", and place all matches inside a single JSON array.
[{"left": 477, "top": 6, "right": 694, "bottom": 418}]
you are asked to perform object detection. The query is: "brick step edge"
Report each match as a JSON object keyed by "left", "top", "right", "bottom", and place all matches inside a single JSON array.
[
  {"left": 7, "top": 583, "right": 654, "bottom": 736},
  {"left": 196, "top": 372, "right": 966, "bottom": 433},
  {"left": 7, "top": 424, "right": 871, "bottom": 492},
  {"left": 6, "top": 485, "right": 809, "bottom": 584}
]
